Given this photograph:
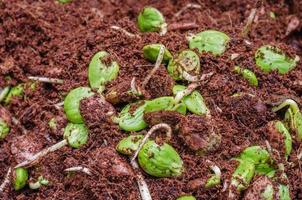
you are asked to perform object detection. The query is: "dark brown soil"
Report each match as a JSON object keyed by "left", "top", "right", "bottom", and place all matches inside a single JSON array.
[{"left": 0, "top": 0, "right": 302, "bottom": 199}]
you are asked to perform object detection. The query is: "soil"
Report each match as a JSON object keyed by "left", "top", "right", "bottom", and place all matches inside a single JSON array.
[{"left": 0, "top": 0, "right": 302, "bottom": 199}]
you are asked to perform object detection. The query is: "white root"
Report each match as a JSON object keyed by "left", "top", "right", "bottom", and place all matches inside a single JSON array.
[
  {"left": 174, "top": 3, "right": 202, "bottom": 17},
  {"left": 130, "top": 123, "right": 172, "bottom": 163},
  {"left": 174, "top": 82, "right": 200, "bottom": 104},
  {"left": 206, "top": 160, "right": 221, "bottom": 178},
  {"left": 15, "top": 139, "right": 68, "bottom": 168},
  {"left": 174, "top": 72, "right": 214, "bottom": 104},
  {"left": 28, "top": 76, "right": 64, "bottom": 84},
  {"left": 131, "top": 160, "right": 152, "bottom": 200},
  {"left": 241, "top": 8, "right": 257, "bottom": 37},
  {"left": 182, "top": 71, "right": 199, "bottom": 82},
  {"left": 0, "top": 167, "right": 12, "bottom": 193},
  {"left": 142, "top": 45, "right": 165, "bottom": 87},
  {"left": 130, "top": 77, "right": 142, "bottom": 96},
  {"left": 64, "top": 166, "right": 92, "bottom": 176},
  {"left": 0, "top": 86, "right": 10, "bottom": 102},
  {"left": 110, "top": 26, "right": 139, "bottom": 38}
]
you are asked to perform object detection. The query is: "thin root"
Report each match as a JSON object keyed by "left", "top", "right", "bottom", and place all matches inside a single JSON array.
[
  {"left": 0, "top": 167, "right": 12, "bottom": 193},
  {"left": 28, "top": 76, "right": 64, "bottom": 84},
  {"left": 15, "top": 139, "right": 68, "bottom": 168},
  {"left": 130, "top": 123, "right": 172, "bottom": 163},
  {"left": 241, "top": 8, "right": 257, "bottom": 38},
  {"left": 110, "top": 26, "right": 139, "bottom": 38},
  {"left": 130, "top": 160, "right": 152, "bottom": 200},
  {"left": 64, "top": 166, "right": 92, "bottom": 176},
  {"left": 142, "top": 45, "right": 165, "bottom": 87},
  {"left": 174, "top": 3, "right": 202, "bottom": 18},
  {"left": 168, "top": 22, "right": 198, "bottom": 31}
]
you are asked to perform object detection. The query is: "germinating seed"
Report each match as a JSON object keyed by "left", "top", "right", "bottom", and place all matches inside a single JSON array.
[
  {"left": 143, "top": 43, "right": 172, "bottom": 64},
  {"left": 13, "top": 167, "right": 28, "bottom": 191},
  {"left": 88, "top": 51, "right": 119, "bottom": 92},
  {"left": 0, "top": 118, "right": 10, "bottom": 140},
  {"left": 64, "top": 123, "right": 88, "bottom": 148},
  {"left": 64, "top": 87, "right": 94, "bottom": 124},
  {"left": 137, "top": 7, "right": 167, "bottom": 35}
]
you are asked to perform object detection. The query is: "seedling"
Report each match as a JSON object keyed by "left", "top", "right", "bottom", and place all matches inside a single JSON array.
[
  {"left": 137, "top": 7, "right": 167, "bottom": 35},
  {"left": 29, "top": 176, "right": 49, "bottom": 190},
  {"left": 233, "top": 66, "right": 258, "bottom": 87}
]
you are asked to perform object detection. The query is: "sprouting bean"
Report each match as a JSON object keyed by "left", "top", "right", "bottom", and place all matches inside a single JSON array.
[
  {"left": 64, "top": 87, "right": 94, "bottom": 124},
  {"left": 118, "top": 102, "right": 148, "bottom": 132},
  {"left": 255, "top": 45, "right": 300, "bottom": 74},
  {"left": 63, "top": 123, "right": 88, "bottom": 148},
  {"left": 137, "top": 7, "right": 167, "bottom": 35},
  {"left": 143, "top": 44, "right": 173, "bottom": 64},
  {"left": 176, "top": 195, "right": 196, "bottom": 200},
  {"left": 272, "top": 99, "right": 302, "bottom": 141},
  {"left": 168, "top": 50, "right": 200, "bottom": 81},
  {"left": 254, "top": 163, "right": 276, "bottom": 178},
  {"left": 13, "top": 167, "right": 28, "bottom": 191},
  {"left": 0, "top": 118, "right": 10, "bottom": 140},
  {"left": 230, "top": 159, "right": 255, "bottom": 194},
  {"left": 138, "top": 140, "right": 183, "bottom": 177},
  {"left": 116, "top": 135, "right": 144, "bottom": 155},
  {"left": 173, "top": 85, "right": 209, "bottom": 116},
  {"left": 188, "top": 30, "right": 230, "bottom": 56},
  {"left": 88, "top": 51, "right": 119, "bottom": 92},
  {"left": 233, "top": 66, "right": 258, "bottom": 87},
  {"left": 4, "top": 84, "right": 24, "bottom": 105},
  {"left": 29, "top": 176, "right": 49, "bottom": 190}
]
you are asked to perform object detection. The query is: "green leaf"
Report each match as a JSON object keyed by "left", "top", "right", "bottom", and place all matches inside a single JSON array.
[
  {"left": 188, "top": 30, "right": 230, "bottom": 56},
  {"left": 255, "top": 45, "right": 299, "bottom": 74},
  {"left": 88, "top": 51, "right": 119, "bottom": 90},
  {"left": 64, "top": 87, "right": 94, "bottom": 123}
]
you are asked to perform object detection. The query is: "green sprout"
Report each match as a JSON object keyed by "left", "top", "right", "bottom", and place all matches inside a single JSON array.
[
  {"left": 117, "top": 102, "right": 148, "bottom": 132},
  {"left": 138, "top": 140, "right": 183, "bottom": 177},
  {"left": 29, "top": 176, "right": 49, "bottom": 190},
  {"left": 173, "top": 85, "right": 209, "bottom": 116},
  {"left": 239, "top": 146, "right": 271, "bottom": 165},
  {"left": 4, "top": 84, "right": 24, "bottom": 104},
  {"left": 278, "top": 184, "right": 291, "bottom": 200},
  {"left": 168, "top": 50, "right": 200, "bottom": 81},
  {"left": 205, "top": 162, "right": 221, "bottom": 189},
  {"left": 233, "top": 66, "right": 258, "bottom": 87},
  {"left": 64, "top": 123, "right": 88, "bottom": 148},
  {"left": 272, "top": 99, "right": 302, "bottom": 141},
  {"left": 137, "top": 7, "right": 167, "bottom": 35},
  {"left": 143, "top": 43, "right": 173, "bottom": 64},
  {"left": 176, "top": 195, "right": 196, "bottom": 200},
  {"left": 269, "top": 12, "right": 276, "bottom": 19},
  {"left": 255, "top": 45, "right": 300, "bottom": 74},
  {"left": 63, "top": 87, "right": 94, "bottom": 124},
  {"left": 116, "top": 135, "right": 144, "bottom": 156},
  {"left": 88, "top": 51, "right": 119, "bottom": 92},
  {"left": 13, "top": 167, "right": 28, "bottom": 191},
  {"left": 188, "top": 30, "right": 230, "bottom": 56},
  {"left": 0, "top": 118, "right": 10, "bottom": 140}
]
